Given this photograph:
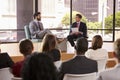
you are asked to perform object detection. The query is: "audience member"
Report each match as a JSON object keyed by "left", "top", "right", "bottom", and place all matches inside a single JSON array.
[
  {"left": 59, "top": 37, "right": 98, "bottom": 80},
  {"left": 22, "top": 52, "right": 57, "bottom": 80},
  {"left": 42, "top": 34, "right": 61, "bottom": 62},
  {"left": 29, "top": 12, "right": 51, "bottom": 39},
  {"left": 67, "top": 14, "right": 87, "bottom": 47},
  {"left": 12, "top": 39, "right": 34, "bottom": 77},
  {"left": 85, "top": 35, "right": 108, "bottom": 60},
  {"left": 97, "top": 38, "right": 120, "bottom": 80}
]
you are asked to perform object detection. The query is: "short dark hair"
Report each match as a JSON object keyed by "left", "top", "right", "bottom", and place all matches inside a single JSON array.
[
  {"left": 22, "top": 52, "right": 57, "bottom": 80},
  {"left": 33, "top": 12, "right": 41, "bottom": 19},
  {"left": 19, "top": 39, "right": 33, "bottom": 57},
  {"left": 91, "top": 35, "right": 103, "bottom": 50},
  {"left": 76, "top": 14, "right": 82, "bottom": 19},
  {"left": 75, "top": 37, "right": 88, "bottom": 55}
]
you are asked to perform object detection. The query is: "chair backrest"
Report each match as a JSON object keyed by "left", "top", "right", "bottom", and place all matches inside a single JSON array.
[
  {"left": 63, "top": 72, "right": 96, "bottom": 80},
  {"left": 24, "top": 25, "right": 31, "bottom": 39},
  {"left": 0, "top": 67, "right": 13, "bottom": 80},
  {"left": 96, "top": 58, "right": 107, "bottom": 72},
  {"left": 11, "top": 77, "right": 22, "bottom": 80}
]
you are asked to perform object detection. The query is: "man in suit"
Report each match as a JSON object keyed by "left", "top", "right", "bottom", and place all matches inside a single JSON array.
[
  {"left": 29, "top": 12, "right": 51, "bottom": 39},
  {"left": 97, "top": 38, "right": 120, "bottom": 80},
  {"left": 59, "top": 37, "right": 98, "bottom": 80},
  {"left": 67, "top": 14, "right": 87, "bottom": 47}
]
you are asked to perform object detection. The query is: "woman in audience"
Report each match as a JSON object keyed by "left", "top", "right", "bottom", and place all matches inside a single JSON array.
[
  {"left": 85, "top": 35, "right": 108, "bottom": 72},
  {"left": 12, "top": 39, "right": 34, "bottom": 77},
  {"left": 22, "top": 52, "right": 57, "bottom": 80},
  {"left": 42, "top": 34, "right": 61, "bottom": 62},
  {"left": 85, "top": 35, "right": 108, "bottom": 60}
]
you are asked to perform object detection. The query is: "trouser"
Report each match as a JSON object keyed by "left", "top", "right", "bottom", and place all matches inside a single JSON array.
[
  {"left": 67, "top": 34, "right": 82, "bottom": 47},
  {"left": 37, "top": 29, "right": 52, "bottom": 39}
]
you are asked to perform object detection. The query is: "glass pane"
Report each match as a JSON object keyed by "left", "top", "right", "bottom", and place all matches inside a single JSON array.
[
  {"left": 38, "top": 0, "right": 70, "bottom": 29},
  {"left": 115, "top": 0, "right": 120, "bottom": 40},
  {"left": 72, "top": 0, "right": 114, "bottom": 41},
  {"left": 88, "top": 29, "right": 113, "bottom": 41},
  {"left": 0, "top": 0, "right": 16, "bottom": 29},
  {"left": 0, "top": 30, "right": 17, "bottom": 42}
]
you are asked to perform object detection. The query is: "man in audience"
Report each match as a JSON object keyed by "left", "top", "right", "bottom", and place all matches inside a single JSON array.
[
  {"left": 59, "top": 37, "right": 98, "bottom": 80},
  {"left": 97, "top": 38, "right": 120, "bottom": 80},
  {"left": 29, "top": 12, "right": 51, "bottom": 39},
  {"left": 12, "top": 39, "right": 34, "bottom": 77},
  {"left": 67, "top": 14, "right": 87, "bottom": 47}
]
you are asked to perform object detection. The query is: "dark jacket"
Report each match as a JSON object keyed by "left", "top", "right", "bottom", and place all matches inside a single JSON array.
[
  {"left": 59, "top": 56, "right": 98, "bottom": 80},
  {"left": 70, "top": 22, "right": 87, "bottom": 37}
]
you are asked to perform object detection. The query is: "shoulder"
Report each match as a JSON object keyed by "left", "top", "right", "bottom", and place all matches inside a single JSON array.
[
  {"left": 85, "top": 49, "right": 94, "bottom": 55},
  {"left": 85, "top": 56, "right": 97, "bottom": 64},
  {"left": 14, "top": 60, "right": 24, "bottom": 67},
  {"left": 29, "top": 20, "right": 36, "bottom": 25},
  {"left": 99, "top": 68, "right": 115, "bottom": 76},
  {"left": 61, "top": 57, "right": 74, "bottom": 67}
]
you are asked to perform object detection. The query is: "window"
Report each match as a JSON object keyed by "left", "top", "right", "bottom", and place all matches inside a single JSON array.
[
  {"left": 0, "top": 0, "right": 118, "bottom": 42},
  {"left": 72, "top": 0, "right": 114, "bottom": 41},
  {"left": 0, "top": 0, "right": 17, "bottom": 42},
  {"left": 38, "top": 0, "right": 70, "bottom": 37},
  {"left": 0, "top": 0, "right": 34, "bottom": 42}
]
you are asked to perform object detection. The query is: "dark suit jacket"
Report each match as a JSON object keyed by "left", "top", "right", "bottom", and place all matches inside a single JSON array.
[
  {"left": 70, "top": 22, "right": 87, "bottom": 37},
  {"left": 0, "top": 52, "right": 14, "bottom": 69},
  {"left": 59, "top": 56, "right": 98, "bottom": 80}
]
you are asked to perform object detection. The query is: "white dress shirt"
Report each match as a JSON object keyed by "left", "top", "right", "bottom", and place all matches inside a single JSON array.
[{"left": 85, "top": 48, "right": 108, "bottom": 60}]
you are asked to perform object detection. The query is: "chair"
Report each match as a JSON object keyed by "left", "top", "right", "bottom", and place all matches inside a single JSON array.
[
  {"left": 0, "top": 68, "right": 13, "bottom": 80},
  {"left": 96, "top": 58, "right": 107, "bottom": 72},
  {"left": 24, "top": 25, "right": 42, "bottom": 42},
  {"left": 63, "top": 72, "right": 96, "bottom": 80},
  {"left": 11, "top": 77, "right": 22, "bottom": 80}
]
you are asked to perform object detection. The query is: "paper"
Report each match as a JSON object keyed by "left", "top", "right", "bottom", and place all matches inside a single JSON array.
[{"left": 71, "top": 28, "right": 78, "bottom": 32}]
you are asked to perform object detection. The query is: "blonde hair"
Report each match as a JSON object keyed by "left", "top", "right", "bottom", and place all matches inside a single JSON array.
[{"left": 42, "top": 34, "right": 56, "bottom": 52}]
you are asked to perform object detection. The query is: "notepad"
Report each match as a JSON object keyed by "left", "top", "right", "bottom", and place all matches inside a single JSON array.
[{"left": 71, "top": 28, "right": 78, "bottom": 32}]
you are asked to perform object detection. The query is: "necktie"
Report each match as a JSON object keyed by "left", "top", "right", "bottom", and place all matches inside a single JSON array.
[{"left": 38, "top": 22, "right": 42, "bottom": 30}]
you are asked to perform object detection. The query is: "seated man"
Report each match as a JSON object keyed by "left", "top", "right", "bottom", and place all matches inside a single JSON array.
[
  {"left": 29, "top": 12, "right": 51, "bottom": 39},
  {"left": 97, "top": 38, "right": 120, "bottom": 80},
  {"left": 59, "top": 37, "right": 98, "bottom": 80},
  {"left": 67, "top": 14, "right": 87, "bottom": 47}
]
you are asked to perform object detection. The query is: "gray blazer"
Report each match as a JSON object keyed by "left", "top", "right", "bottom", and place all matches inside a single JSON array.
[
  {"left": 97, "top": 64, "right": 120, "bottom": 80},
  {"left": 29, "top": 20, "right": 43, "bottom": 39}
]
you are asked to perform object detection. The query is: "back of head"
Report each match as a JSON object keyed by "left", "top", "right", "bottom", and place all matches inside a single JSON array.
[
  {"left": 75, "top": 37, "right": 88, "bottom": 55},
  {"left": 19, "top": 39, "right": 33, "bottom": 57},
  {"left": 114, "top": 38, "right": 120, "bottom": 61},
  {"left": 42, "top": 34, "right": 56, "bottom": 52},
  {"left": 22, "top": 52, "right": 57, "bottom": 80},
  {"left": 91, "top": 35, "right": 103, "bottom": 50}
]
